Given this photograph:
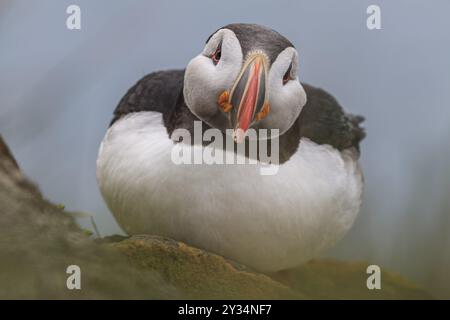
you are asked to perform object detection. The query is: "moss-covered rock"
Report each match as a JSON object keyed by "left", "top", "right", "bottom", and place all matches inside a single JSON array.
[
  {"left": 0, "top": 136, "right": 177, "bottom": 299},
  {"left": 272, "top": 259, "right": 432, "bottom": 299},
  {"left": 113, "top": 235, "right": 302, "bottom": 299},
  {"left": 110, "top": 235, "right": 432, "bottom": 299}
]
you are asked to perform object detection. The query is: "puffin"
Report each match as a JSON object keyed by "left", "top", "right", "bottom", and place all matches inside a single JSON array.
[{"left": 96, "top": 24, "right": 365, "bottom": 272}]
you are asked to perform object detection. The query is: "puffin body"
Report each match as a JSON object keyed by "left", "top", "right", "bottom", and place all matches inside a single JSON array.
[{"left": 97, "top": 24, "right": 365, "bottom": 272}]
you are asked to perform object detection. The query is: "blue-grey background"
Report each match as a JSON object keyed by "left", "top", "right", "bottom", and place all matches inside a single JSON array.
[{"left": 1, "top": 0, "right": 449, "bottom": 298}]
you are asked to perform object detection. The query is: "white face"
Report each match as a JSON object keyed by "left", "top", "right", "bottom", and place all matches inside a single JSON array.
[{"left": 183, "top": 28, "right": 307, "bottom": 140}]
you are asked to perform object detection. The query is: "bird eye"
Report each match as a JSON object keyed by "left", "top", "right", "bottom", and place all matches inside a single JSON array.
[
  {"left": 283, "top": 63, "right": 293, "bottom": 85},
  {"left": 211, "top": 43, "right": 222, "bottom": 65}
]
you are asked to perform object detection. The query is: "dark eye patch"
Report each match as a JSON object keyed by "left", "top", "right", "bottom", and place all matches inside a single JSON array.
[
  {"left": 283, "top": 63, "right": 292, "bottom": 85},
  {"left": 211, "top": 42, "right": 222, "bottom": 65}
]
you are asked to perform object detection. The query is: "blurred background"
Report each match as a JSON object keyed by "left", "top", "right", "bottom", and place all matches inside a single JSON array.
[{"left": 1, "top": 0, "right": 449, "bottom": 298}]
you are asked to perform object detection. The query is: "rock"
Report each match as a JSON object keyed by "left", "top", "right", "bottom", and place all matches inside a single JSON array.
[
  {"left": 0, "top": 136, "right": 177, "bottom": 299},
  {"left": 112, "top": 235, "right": 432, "bottom": 299},
  {"left": 272, "top": 259, "right": 432, "bottom": 299},
  {"left": 0, "top": 136, "right": 432, "bottom": 299},
  {"left": 114, "top": 235, "right": 301, "bottom": 299}
]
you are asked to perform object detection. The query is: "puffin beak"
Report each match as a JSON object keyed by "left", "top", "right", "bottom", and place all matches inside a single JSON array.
[{"left": 228, "top": 53, "right": 270, "bottom": 143}]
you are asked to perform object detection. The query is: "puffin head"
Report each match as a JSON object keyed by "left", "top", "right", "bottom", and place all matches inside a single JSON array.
[{"left": 184, "top": 23, "right": 307, "bottom": 143}]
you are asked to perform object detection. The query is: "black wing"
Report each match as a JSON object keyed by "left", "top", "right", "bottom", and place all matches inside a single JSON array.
[
  {"left": 298, "top": 84, "right": 366, "bottom": 152},
  {"left": 110, "top": 69, "right": 185, "bottom": 126}
]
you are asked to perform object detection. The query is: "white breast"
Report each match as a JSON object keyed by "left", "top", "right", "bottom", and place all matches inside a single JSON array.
[{"left": 97, "top": 111, "right": 363, "bottom": 272}]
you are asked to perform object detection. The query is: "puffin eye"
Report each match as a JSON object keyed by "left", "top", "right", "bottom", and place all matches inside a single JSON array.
[
  {"left": 211, "top": 43, "right": 222, "bottom": 65},
  {"left": 283, "top": 63, "right": 293, "bottom": 85}
]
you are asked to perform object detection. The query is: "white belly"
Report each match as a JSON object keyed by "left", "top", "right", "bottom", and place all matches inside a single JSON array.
[{"left": 96, "top": 111, "right": 363, "bottom": 272}]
